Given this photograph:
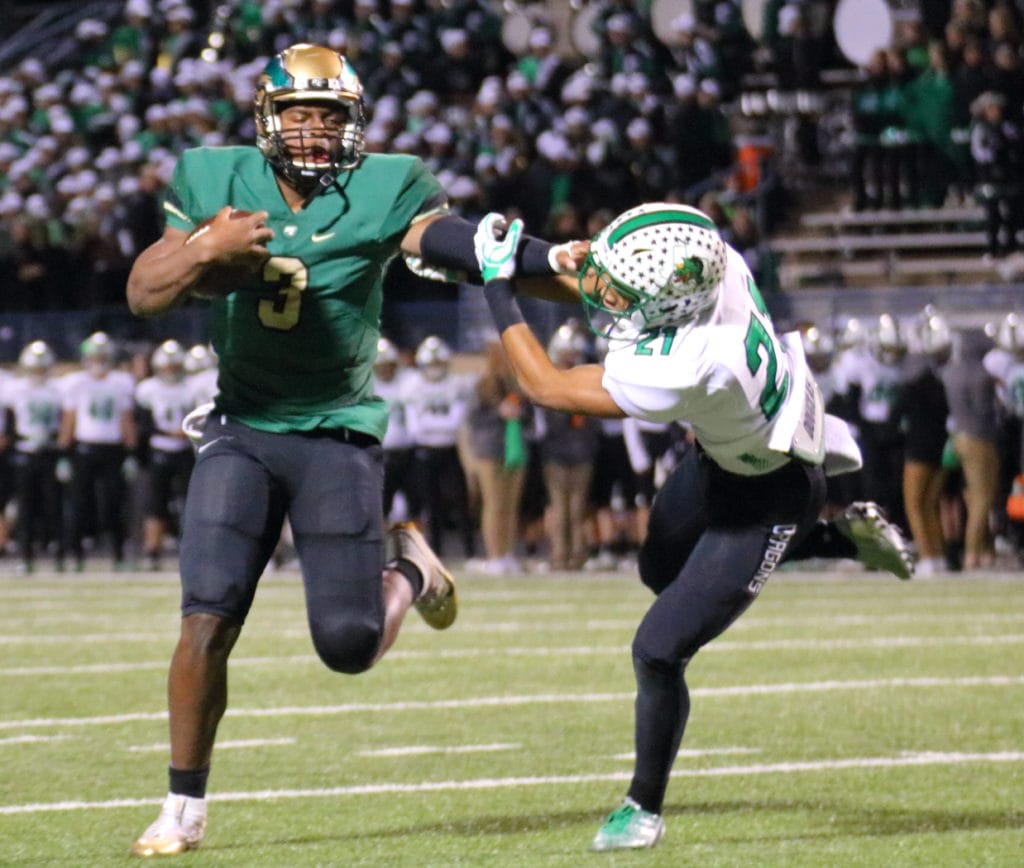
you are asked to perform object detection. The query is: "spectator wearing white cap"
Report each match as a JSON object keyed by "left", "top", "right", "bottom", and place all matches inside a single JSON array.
[
  {"left": 432, "top": 28, "right": 485, "bottom": 100},
  {"left": 362, "top": 40, "right": 422, "bottom": 102},
  {"left": 505, "top": 69, "right": 557, "bottom": 140},
  {"left": 516, "top": 26, "right": 572, "bottom": 102}
]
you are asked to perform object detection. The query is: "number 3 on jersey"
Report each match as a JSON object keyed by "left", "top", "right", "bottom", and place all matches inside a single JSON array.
[
  {"left": 258, "top": 256, "right": 308, "bottom": 331},
  {"left": 743, "top": 277, "right": 789, "bottom": 420}
]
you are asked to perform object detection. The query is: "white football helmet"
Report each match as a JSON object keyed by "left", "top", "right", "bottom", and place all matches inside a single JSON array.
[
  {"left": 185, "top": 343, "right": 216, "bottom": 374},
  {"left": 152, "top": 339, "right": 186, "bottom": 383},
  {"left": 19, "top": 339, "right": 55, "bottom": 379},
  {"left": 254, "top": 43, "right": 366, "bottom": 187},
  {"left": 800, "top": 325, "right": 834, "bottom": 373},
  {"left": 547, "top": 322, "right": 588, "bottom": 367},
  {"left": 81, "top": 331, "right": 114, "bottom": 372},
  {"left": 579, "top": 203, "right": 727, "bottom": 335},
  {"left": 376, "top": 336, "right": 399, "bottom": 366},
  {"left": 916, "top": 308, "right": 953, "bottom": 357},
  {"left": 995, "top": 312, "right": 1024, "bottom": 354},
  {"left": 867, "top": 314, "right": 907, "bottom": 365},
  {"left": 415, "top": 335, "right": 452, "bottom": 381}
]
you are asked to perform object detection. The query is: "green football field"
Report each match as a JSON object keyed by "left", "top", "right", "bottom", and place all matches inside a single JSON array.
[{"left": 2, "top": 564, "right": 1022, "bottom": 866}]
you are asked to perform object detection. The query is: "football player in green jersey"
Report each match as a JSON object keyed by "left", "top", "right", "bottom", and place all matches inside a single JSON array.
[{"left": 125, "top": 43, "right": 583, "bottom": 857}]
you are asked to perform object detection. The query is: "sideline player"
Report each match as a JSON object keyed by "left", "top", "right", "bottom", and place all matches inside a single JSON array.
[
  {"left": 473, "top": 203, "right": 914, "bottom": 851},
  {"left": 125, "top": 44, "right": 578, "bottom": 857}
]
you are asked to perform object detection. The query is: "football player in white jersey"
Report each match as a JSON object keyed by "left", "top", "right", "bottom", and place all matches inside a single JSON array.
[
  {"left": 372, "top": 337, "right": 420, "bottom": 523},
  {"left": 2, "top": 341, "right": 65, "bottom": 573},
  {"left": 57, "top": 332, "right": 138, "bottom": 569},
  {"left": 402, "top": 335, "right": 475, "bottom": 556},
  {"left": 473, "top": 203, "right": 915, "bottom": 852},
  {"left": 135, "top": 340, "right": 197, "bottom": 570}
]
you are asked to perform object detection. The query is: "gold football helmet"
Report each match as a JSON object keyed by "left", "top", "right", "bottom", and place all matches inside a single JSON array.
[{"left": 254, "top": 44, "right": 365, "bottom": 186}]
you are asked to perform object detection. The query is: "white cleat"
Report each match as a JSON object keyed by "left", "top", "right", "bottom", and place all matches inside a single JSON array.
[
  {"left": 835, "top": 501, "right": 915, "bottom": 579},
  {"left": 130, "top": 793, "right": 206, "bottom": 857},
  {"left": 386, "top": 522, "right": 458, "bottom": 629},
  {"left": 591, "top": 797, "right": 666, "bottom": 851}
]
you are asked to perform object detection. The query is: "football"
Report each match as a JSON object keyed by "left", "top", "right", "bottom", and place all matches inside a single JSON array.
[{"left": 185, "top": 209, "right": 263, "bottom": 299}]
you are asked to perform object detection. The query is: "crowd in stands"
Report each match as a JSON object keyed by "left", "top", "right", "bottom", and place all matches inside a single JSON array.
[
  {"left": 0, "top": 0, "right": 858, "bottom": 315},
  {"left": 2, "top": 310, "right": 1022, "bottom": 576},
  {"left": 849, "top": 0, "right": 1024, "bottom": 258}
]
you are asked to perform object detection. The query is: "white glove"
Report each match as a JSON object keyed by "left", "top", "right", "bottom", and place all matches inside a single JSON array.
[
  {"left": 55, "top": 457, "right": 73, "bottom": 484},
  {"left": 474, "top": 213, "right": 523, "bottom": 282},
  {"left": 122, "top": 455, "right": 140, "bottom": 483}
]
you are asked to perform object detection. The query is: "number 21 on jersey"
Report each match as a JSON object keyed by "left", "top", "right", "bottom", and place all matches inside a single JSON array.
[{"left": 743, "top": 277, "right": 789, "bottom": 421}]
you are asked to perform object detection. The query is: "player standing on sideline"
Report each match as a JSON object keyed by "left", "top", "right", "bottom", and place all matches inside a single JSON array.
[
  {"left": 472, "top": 203, "right": 914, "bottom": 851},
  {"left": 125, "top": 44, "right": 578, "bottom": 857},
  {"left": 2, "top": 341, "right": 65, "bottom": 573},
  {"left": 134, "top": 340, "right": 196, "bottom": 570},
  {"left": 57, "top": 332, "right": 137, "bottom": 571}
]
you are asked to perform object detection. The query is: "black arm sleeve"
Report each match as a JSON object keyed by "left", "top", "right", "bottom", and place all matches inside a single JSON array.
[{"left": 417, "top": 215, "right": 555, "bottom": 282}]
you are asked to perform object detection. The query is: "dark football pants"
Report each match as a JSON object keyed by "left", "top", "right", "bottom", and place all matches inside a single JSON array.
[
  {"left": 628, "top": 445, "right": 826, "bottom": 814},
  {"left": 69, "top": 443, "right": 127, "bottom": 562},
  {"left": 11, "top": 449, "right": 63, "bottom": 564},
  {"left": 179, "top": 415, "right": 386, "bottom": 674}
]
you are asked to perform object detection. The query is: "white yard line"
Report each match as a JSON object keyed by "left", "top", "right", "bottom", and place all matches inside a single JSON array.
[
  {"left": 0, "top": 734, "right": 70, "bottom": 746},
  {"left": 2, "top": 675, "right": 1021, "bottom": 731},
  {"left": 4, "top": 611, "right": 1024, "bottom": 644},
  {"left": 127, "top": 738, "right": 296, "bottom": 753},
  {"left": 4, "top": 633, "right": 1024, "bottom": 677},
  {"left": 1, "top": 751, "right": 1022, "bottom": 815},
  {"left": 358, "top": 743, "right": 520, "bottom": 757},
  {"left": 611, "top": 748, "right": 761, "bottom": 760}
]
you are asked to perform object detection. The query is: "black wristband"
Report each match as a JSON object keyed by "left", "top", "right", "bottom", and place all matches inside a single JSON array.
[
  {"left": 517, "top": 236, "right": 555, "bottom": 276},
  {"left": 484, "top": 279, "right": 525, "bottom": 331},
  {"left": 418, "top": 214, "right": 556, "bottom": 281}
]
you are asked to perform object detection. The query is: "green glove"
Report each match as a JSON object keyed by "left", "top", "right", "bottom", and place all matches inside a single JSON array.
[{"left": 474, "top": 213, "right": 523, "bottom": 282}]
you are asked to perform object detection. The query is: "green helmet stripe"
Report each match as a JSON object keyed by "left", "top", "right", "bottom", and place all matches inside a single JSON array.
[
  {"left": 264, "top": 56, "right": 291, "bottom": 88},
  {"left": 606, "top": 209, "right": 717, "bottom": 246}
]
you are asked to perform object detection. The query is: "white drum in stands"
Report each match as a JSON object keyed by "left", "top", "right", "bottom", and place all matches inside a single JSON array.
[
  {"left": 834, "top": 0, "right": 894, "bottom": 67},
  {"left": 650, "top": 0, "right": 694, "bottom": 46}
]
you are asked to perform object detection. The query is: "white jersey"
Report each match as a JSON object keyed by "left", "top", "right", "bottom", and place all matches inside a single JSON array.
[
  {"left": 59, "top": 369, "right": 136, "bottom": 445},
  {"left": 403, "top": 370, "right": 472, "bottom": 448},
  {"left": 1, "top": 376, "right": 63, "bottom": 452},
  {"left": 188, "top": 367, "right": 219, "bottom": 408},
  {"left": 374, "top": 368, "right": 415, "bottom": 450},
  {"left": 135, "top": 376, "right": 195, "bottom": 453},
  {"left": 841, "top": 348, "right": 903, "bottom": 424},
  {"left": 987, "top": 351, "right": 1024, "bottom": 418},
  {"left": 602, "top": 246, "right": 824, "bottom": 477}
]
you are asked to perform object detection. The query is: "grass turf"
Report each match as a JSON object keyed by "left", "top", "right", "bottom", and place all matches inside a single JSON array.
[{"left": 1, "top": 565, "right": 1022, "bottom": 866}]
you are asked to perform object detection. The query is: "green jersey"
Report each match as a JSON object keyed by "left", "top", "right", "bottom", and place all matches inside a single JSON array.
[{"left": 162, "top": 146, "right": 445, "bottom": 437}]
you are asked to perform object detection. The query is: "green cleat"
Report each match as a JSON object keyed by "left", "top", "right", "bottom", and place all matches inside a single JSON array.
[
  {"left": 590, "top": 797, "right": 665, "bottom": 852},
  {"left": 835, "top": 501, "right": 915, "bottom": 579}
]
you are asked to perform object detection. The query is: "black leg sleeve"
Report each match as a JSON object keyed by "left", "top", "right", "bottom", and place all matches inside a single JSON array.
[{"left": 628, "top": 653, "right": 690, "bottom": 815}]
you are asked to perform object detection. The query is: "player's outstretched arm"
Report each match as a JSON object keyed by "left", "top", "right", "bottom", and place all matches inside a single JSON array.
[
  {"left": 126, "top": 208, "right": 273, "bottom": 317},
  {"left": 402, "top": 211, "right": 587, "bottom": 303},
  {"left": 474, "top": 213, "right": 624, "bottom": 418}
]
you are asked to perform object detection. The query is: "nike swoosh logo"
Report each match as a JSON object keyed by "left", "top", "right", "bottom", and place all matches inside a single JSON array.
[
  {"left": 311, "top": 232, "right": 335, "bottom": 243},
  {"left": 197, "top": 436, "right": 234, "bottom": 455}
]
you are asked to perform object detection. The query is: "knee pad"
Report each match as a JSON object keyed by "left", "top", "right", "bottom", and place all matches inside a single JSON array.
[{"left": 309, "top": 612, "right": 383, "bottom": 674}]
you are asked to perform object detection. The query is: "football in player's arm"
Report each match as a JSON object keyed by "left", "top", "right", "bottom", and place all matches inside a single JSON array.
[{"left": 473, "top": 204, "right": 915, "bottom": 852}]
